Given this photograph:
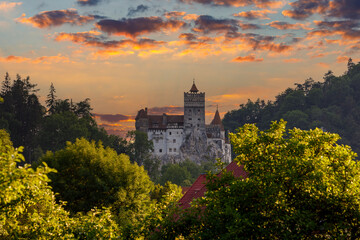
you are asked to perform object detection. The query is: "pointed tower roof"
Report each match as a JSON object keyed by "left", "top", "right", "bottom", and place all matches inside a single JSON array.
[
  {"left": 189, "top": 79, "right": 199, "bottom": 93},
  {"left": 211, "top": 107, "right": 224, "bottom": 130}
]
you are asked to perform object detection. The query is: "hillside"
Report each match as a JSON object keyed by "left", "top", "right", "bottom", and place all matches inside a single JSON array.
[{"left": 223, "top": 59, "right": 360, "bottom": 155}]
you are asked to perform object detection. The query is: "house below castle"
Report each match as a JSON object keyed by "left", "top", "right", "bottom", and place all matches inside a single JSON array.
[{"left": 135, "top": 82, "right": 231, "bottom": 164}]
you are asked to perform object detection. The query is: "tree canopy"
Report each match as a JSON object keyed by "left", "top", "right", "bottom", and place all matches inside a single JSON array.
[
  {"left": 223, "top": 60, "right": 360, "bottom": 155},
  {"left": 160, "top": 120, "right": 360, "bottom": 239},
  {"left": 39, "top": 138, "right": 154, "bottom": 217}
]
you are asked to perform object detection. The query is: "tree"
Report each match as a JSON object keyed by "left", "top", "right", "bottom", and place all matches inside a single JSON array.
[
  {"left": 39, "top": 138, "right": 154, "bottom": 219},
  {"left": 0, "top": 74, "right": 44, "bottom": 163},
  {"left": 46, "top": 82, "right": 57, "bottom": 114},
  {"left": 0, "top": 130, "right": 72, "bottom": 239},
  {"left": 174, "top": 120, "right": 360, "bottom": 239}
]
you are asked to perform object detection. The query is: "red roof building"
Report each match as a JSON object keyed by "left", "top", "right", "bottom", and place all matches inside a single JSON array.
[{"left": 178, "top": 161, "right": 248, "bottom": 209}]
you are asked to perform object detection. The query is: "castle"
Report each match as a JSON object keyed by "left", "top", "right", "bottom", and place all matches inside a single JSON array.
[{"left": 135, "top": 82, "right": 231, "bottom": 164}]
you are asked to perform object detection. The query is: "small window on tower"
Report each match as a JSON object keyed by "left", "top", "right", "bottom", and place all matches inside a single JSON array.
[
  {"left": 174, "top": 148, "right": 177, "bottom": 152},
  {"left": 198, "top": 118, "right": 200, "bottom": 121},
  {"left": 169, "top": 132, "right": 172, "bottom": 135},
  {"left": 169, "top": 148, "right": 172, "bottom": 152},
  {"left": 189, "top": 118, "right": 192, "bottom": 120},
  {"left": 159, "top": 149, "right": 162, "bottom": 153},
  {"left": 173, "top": 139, "right": 176, "bottom": 143}
]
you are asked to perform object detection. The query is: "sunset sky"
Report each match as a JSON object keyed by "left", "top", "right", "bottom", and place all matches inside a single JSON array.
[{"left": 1, "top": 0, "right": 359, "bottom": 136}]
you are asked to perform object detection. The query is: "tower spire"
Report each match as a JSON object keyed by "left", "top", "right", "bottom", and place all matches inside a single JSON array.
[{"left": 190, "top": 79, "right": 199, "bottom": 93}]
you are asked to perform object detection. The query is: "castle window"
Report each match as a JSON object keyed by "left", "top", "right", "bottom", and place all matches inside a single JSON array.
[
  {"left": 169, "top": 148, "right": 172, "bottom": 152},
  {"left": 169, "top": 132, "right": 172, "bottom": 135},
  {"left": 159, "top": 149, "right": 162, "bottom": 153},
  {"left": 198, "top": 109, "right": 200, "bottom": 112},
  {"left": 197, "top": 124, "right": 199, "bottom": 127},
  {"left": 198, "top": 118, "right": 200, "bottom": 121},
  {"left": 174, "top": 148, "right": 177, "bottom": 152},
  {"left": 155, "top": 139, "right": 159, "bottom": 143},
  {"left": 189, "top": 118, "right": 192, "bottom": 120},
  {"left": 173, "top": 139, "right": 176, "bottom": 143}
]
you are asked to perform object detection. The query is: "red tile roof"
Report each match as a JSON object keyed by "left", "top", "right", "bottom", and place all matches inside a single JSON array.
[{"left": 178, "top": 161, "right": 248, "bottom": 209}]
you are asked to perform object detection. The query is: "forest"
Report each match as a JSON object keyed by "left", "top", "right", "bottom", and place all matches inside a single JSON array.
[
  {"left": 1, "top": 61, "right": 360, "bottom": 238},
  {"left": 223, "top": 59, "right": 360, "bottom": 155}
]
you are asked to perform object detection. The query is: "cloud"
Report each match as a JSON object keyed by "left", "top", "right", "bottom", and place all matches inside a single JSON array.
[
  {"left": 55, "top": 31, "right": 166, "bottom": 50},
  {"left": 268, "top": 21, "right": 312, "bottom": 30},
  {"left": 0, "top": 54, "right": 69, "bottom": 64},
  {"left": 0, "top": 1, "right": 22, "bottom": 12},
  {"left": 0, "top": 55, "right": 30, "bottom": 63},
  {"left": 178, "top": 0, "right": 284, "bottom": 8},
  {"left": 327, "top": 0, "right": 360, "bottom": 19},
  {"left": 17, "top": 9, "right": 95, "bottom": 28},
  {"left": 96, "top": 17, "right": 187, "bottom": 38},
  {"left": 164, "top": 11, "right": 186, "bottom": 19},
  {"left": 127, "top": 4, "right": 149, "bottom": 17},
  {"left": 282, "top": 0, "right": 329, "bottom": 20},
  {"left": 309, "top": 20, "right": 360, "bottom": 40},
  {"left": 317, "top": 62, "right": 330, "bottom": 68},
  {"left": 93, "top": 113, "right": 135, "bottom": 123},
  {"left": 148, "top": 106, "right": 184, "bottom": 115},
  {"left": 192, "top": 15, "right": 239, "bottom": 34},
  {"left": 233, "top": 9, "right": 276, "bottom": 20},
  {"left": 283, "top": 58, "right": 303, "bottom": 63},
  {"left": 231, "top": 54, "right": 263, "bottom": 62},
  {"left": 77, "top": 0, "right": 102, "bottom": 6},
  {"left": 226, "top": 32, "right": 293, "bottom": 53}
]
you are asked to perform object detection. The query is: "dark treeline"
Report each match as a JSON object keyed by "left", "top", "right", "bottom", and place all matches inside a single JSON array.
[{"left": 223, "top": 59, "right": 360, "bottom": 155}]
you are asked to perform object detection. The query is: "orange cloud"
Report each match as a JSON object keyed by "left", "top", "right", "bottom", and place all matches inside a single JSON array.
[
  {"left": 0, "top": 1, "right": 22, "bottom": 11},
  {"left": 183, "top": 14, "right": 199, "bottom": 21},
  {"left": 268, "top": 21, "right": 312, "bottom": 30},
  {"left": 179, "top": 0, "right": 284, "bottom": 9},
  {"left": 0, "top": 55, "right": 30, "bottom": 63},
  {"left": 317, "top": 62, "right": 330, "bottom": 68},
  {"left": 17, "top": 9, "right": 95, "bottom": 28},
  {"left": 164, "top": 11, "right": 186, "bottom": 19},
  {"left": 0, "top": 54, "right": 69, "bottom": 64},
  {"left": 55, "top": 32, "right": 167, "bottom": 51},
  {"left": 231, "top": 55, "right": 263, "bottom": 63},
  {"left": 283, "top": 58, "right": 302, "bottom": 63},
  {"left": 233, "top": 9, "right": 276, "bottom": 20}
]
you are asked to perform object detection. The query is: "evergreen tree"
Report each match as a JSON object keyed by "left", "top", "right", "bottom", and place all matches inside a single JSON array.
[{"left": 46, "top": 82, "right": 57, "bottom": 114}]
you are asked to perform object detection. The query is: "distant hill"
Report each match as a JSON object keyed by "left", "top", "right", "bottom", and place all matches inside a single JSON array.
[{"left": 223, "top": 59, "right": 360, "bottom": 155}]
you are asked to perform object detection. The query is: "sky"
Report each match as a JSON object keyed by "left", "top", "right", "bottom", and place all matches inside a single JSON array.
[{"left": 1, "top": 0, "right": 360, "bottom": 136}]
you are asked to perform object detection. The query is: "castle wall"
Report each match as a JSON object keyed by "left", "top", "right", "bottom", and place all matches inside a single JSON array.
[{"left": 148, "top": 128, "right": 183, "bottom": 155}]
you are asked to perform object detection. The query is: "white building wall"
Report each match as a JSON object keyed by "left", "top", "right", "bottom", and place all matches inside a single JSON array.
[
  {"left": 148, "top": 129, "right": 184, "bottom": 156},
  {"left": 165, "top": 129, "right": 183, "bottom": 155},
  {"left": 148, "top": 129, "right": 167, "bottom": 156}
]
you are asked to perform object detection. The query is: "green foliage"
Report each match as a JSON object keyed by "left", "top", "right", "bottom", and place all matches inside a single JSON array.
[
  {"left": 223, "top": 61, "right": 360, "bottom": 155},
  {"left": 159, "top": 159, "right": 216, "bottom": 186},
  {"left": 129, "top": 182, "right": 183, "bottom": 239},
  {"left": 168, "top": 121, "right": 360, "bottom": 239},
  {"left": 0, "top": 129, "right": 72, "bottom": 239},
  {"left": 40, "top": 138, "right": 154, "bottom": 218}
]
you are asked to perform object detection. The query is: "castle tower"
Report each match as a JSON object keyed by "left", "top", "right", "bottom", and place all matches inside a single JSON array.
[{"left": 183, "top": 81, "right": 206, "bottom": 138}]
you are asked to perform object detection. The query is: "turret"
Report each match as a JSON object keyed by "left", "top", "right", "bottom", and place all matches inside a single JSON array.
[{"left": 183, "top": 80, "right": 206, "bottom": 138}]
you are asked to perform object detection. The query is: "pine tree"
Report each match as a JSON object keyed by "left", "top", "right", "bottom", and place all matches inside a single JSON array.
[
  {"left": 1, "top": 72, "right": 11, "bottom": 96},
  {"left": 46, "top": 83, "right": 57, "bottom": 114}
]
